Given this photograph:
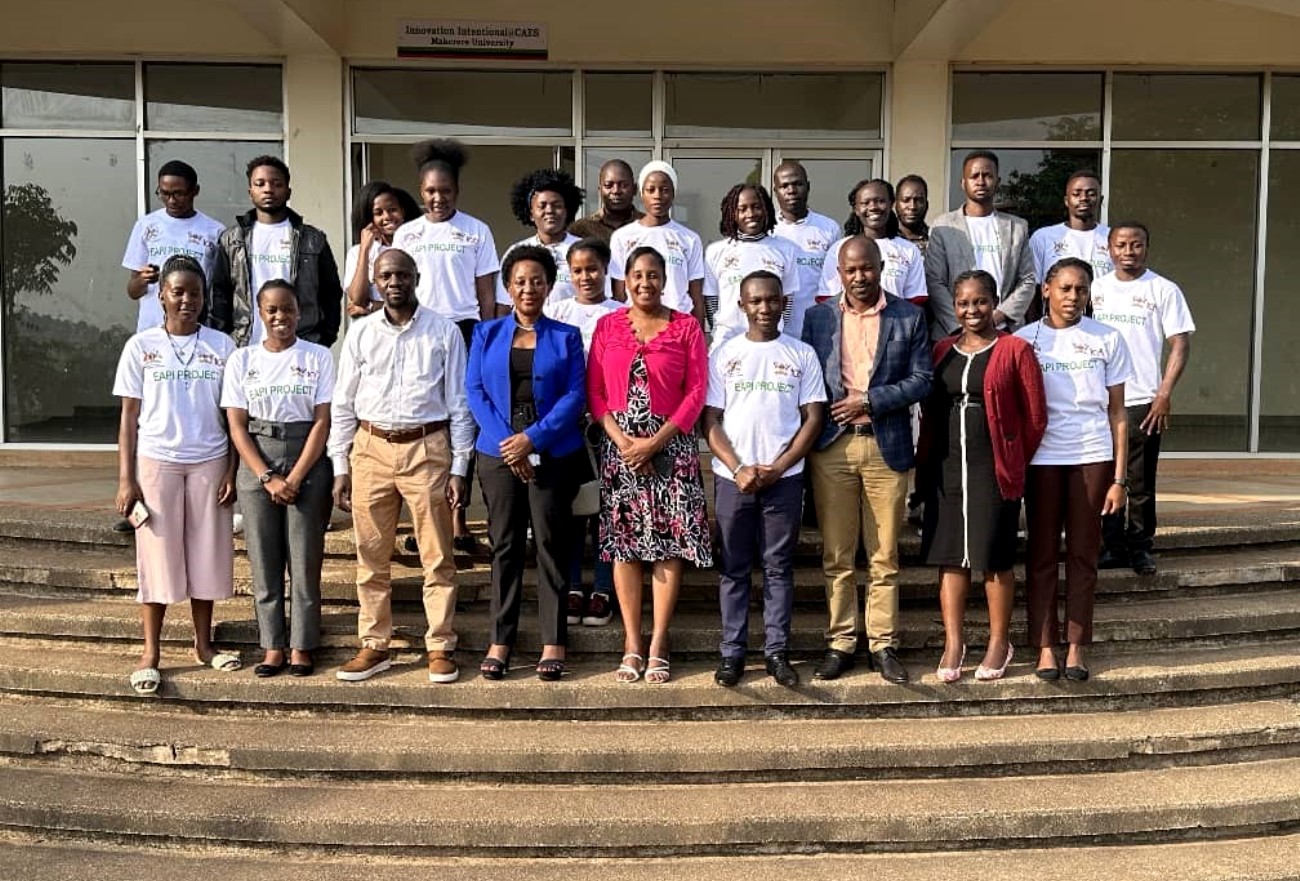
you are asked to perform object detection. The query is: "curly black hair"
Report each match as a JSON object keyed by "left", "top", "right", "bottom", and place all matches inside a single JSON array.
[
  {"left": 412, "top": 139, "right": 469, "bottom": 183},
  {"left": 718, "top": 183, "right": 776, "bottom": 240},
  {"left": 501, "top": 244, "right": 559, "bottom": 288},
  {"left": 843, "top": 178, "right": 900, "bottom": 238},
  {"left": 509, "top": 168, "right": 584, "bottom": 228}
]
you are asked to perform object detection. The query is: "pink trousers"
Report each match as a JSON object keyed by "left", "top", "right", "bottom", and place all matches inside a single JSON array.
[{"left": 135, "top": 455, "right": 234, "bottom": 605}]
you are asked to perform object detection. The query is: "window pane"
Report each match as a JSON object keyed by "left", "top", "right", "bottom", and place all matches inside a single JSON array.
[
  {"left": 1112, "top": 74, "right": 1261, "bottom": 141},
  {"left": 145, "top": 64, "right": 282, "bottom": 133},
  {"left": 1270, "top": 75, "right": 1300, "bottom": 141},
  {"left": 947, "top": 148, "right": 1101, "bottom": 230},
  {"left": 363, "top": 142, "right": 558, "bottom": 247},
  {"left": 581, "top": 147, "right": 652, "bottom": 215},
  {"left": 584, "top": 73, "right": 652, "bottom": 138},
  {"left": 145, "top": 140, "right": 281, "bottom": 231},
  {"left": 951, "top": 73, "right": 1103, "bottom": 142},
  {"left": 1109, "top": 149, "right": 1258, "bottom": 451},
  {"left": 667, "top": 155, "right": 763, "bottom": 244},
  {"left": 353, "top": 69, "right": 572, "bottom": 137},
  {"left": 666, "top": 73, "right": 882, "bottom": 139},
  {"left": 780, "top": 155, "right": 874, "bottom": 228},
  {"left": 1260, "top": 150, "right": 1300, "bottom": 450},
  {"left": 2, "top": 138, "right": 137, "bottom": 442},
  {"left": 1, "top": 63, "right": 134, "bottom": 131}
]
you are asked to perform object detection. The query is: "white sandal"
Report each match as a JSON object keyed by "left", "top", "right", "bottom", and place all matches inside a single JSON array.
[
  {"left": 615, "top": 653, "right": 644, "bottom": 683},
  {"left": 129, "top": 667, "right": 160, "bottom": 696},
  {"left": 645, "top": 656, "right": 671, "bottom": 685},
  {"left": 207, "top": 651, "right": 242, "bottom": 673}
]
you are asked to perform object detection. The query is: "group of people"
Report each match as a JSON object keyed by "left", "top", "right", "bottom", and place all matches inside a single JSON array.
[{"left": 111, "top": 142, "right": 1194, "bottom": 697}]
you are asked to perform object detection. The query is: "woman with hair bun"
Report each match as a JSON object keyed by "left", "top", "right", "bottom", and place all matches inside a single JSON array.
[
  {"left": 344, "top": 180, "right": 421, "bottom": 317},
  {"left": 113, "top": 255, "right": 241, "bottom": 696},
  {"left": 494, "top": 168, "right": 591, "bottom": 314},
  {"left": 392, "top": 138, "right": 499, "bottom": 552}
]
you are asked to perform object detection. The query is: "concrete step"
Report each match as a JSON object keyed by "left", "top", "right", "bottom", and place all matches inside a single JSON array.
[
  {"left": 4, "top": 832, "right": 1300, "bottom": 881},
  {"left": 2, "top": 694, "right": 1297, "bottom": 779},
  {"left": 0, "top": 638, "right": 1295, "bottom": 719},
  {"left": 1, "top": 589, "right": 1297, "bottom": 657},
  {"left": 2, "top": 756, "right": 1299, "bottom": 854}
]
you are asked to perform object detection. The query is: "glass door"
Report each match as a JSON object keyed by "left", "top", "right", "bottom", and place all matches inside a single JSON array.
[
  {"left": 663, "top": 151, "right": 765, "bottom": 246},
  {"left": 775, "top": 150, "right": 878, "bottom": 230}
]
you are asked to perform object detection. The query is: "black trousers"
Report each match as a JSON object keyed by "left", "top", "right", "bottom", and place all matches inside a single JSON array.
[
  {"left": 1102, "top": 403, "right": 1162, "bottom": 555},
  {"left": 477, "top": 449, "right": 579, "bottom": 647}
]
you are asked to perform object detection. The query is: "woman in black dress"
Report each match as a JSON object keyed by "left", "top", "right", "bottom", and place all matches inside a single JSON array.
[{"left": 917, "top": 270, "right": 1047, "bottom": 682}]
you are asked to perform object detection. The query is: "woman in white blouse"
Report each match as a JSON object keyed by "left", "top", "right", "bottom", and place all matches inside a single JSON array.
[
  {"left": 113, "top": 255, "right": 240, "bottom": 696},
  {"left": 223, "top": 280, "right": 335, "bottom": 678}
]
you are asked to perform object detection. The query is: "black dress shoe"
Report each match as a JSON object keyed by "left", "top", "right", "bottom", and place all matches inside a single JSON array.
[
  {"left": 869, "top": 647, "right": 909, "bottom": 683},
  {"left": 1098, "top": 547, "right": 1130, "bottom": 570},
  {"left": 1064, "top": 665, "right": 1091, "bottom": 682},
  {"left": 254, "top": 661, "right": 288, "bottom": 678},
  {"left": 714, "top": 656, "right": 744, "bottom": 687},
  {"left": 765, "top": 652, "right": 799, "bottom": 688},
  {"left": 813, "top": 649, "right": 855, "bottom": 680},
  {"left": 287, "top": 662, "right": 315, "bottom": 678},
  {"left": 1036, "top": 659, "right": 1062, "bottom": 681},
  {"left": 1130, "top": 549, "right": 1157, "bottom": 576}
]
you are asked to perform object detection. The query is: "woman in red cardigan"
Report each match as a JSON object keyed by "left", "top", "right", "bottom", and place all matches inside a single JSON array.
[
  {"left": 916, "top": 269, "right": 1047, "bottom": 683},
  {"left": 587, "top": 246, "right": 712, "bottom": 684}
]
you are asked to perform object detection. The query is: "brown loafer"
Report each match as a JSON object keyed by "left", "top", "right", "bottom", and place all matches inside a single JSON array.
[{"left": 428, "top": 650, "right": 459, "bottom": 684}]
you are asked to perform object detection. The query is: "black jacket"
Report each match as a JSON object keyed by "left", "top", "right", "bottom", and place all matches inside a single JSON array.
[{"left": 209, "top": 208, "right": 342, "bottom": 347}]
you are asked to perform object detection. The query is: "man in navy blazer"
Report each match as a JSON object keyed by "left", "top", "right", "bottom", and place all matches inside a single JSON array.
[{"left": 801, "top": 236, "right": 932, "bottom": 683}]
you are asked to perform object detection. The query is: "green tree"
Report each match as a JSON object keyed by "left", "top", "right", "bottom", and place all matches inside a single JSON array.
[{"left": 2, "top": 182, "right": 78, "bottom": 306}]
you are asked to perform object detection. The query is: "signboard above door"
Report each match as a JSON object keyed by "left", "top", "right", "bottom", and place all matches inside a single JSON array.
[{"left": 396, "top": 20, "right": 548, "bottom": 59}]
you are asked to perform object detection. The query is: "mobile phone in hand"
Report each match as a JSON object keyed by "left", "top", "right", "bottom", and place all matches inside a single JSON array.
[{"left": 127, "top": 500, "right": 151, "bottom": 529}]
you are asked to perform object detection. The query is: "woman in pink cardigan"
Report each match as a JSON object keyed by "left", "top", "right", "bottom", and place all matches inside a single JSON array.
[{"left": 587, "top": 246, "right": 712, "bottom": 684}]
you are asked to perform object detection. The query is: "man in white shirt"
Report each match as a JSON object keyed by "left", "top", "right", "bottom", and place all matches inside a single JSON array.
[
  {"left": 925, "top": 150, "right": 1035, "bottom": 340},
  {"left": 704, "top": 270, "right": 825, "bottom": 688},
  {"left": 1028, "top": 170, "right": 1114, "bottom": 320},
  {"left": 771, "top": 161, "right": 842, "bottom": 339},
  {"left": 121, "top": 160, "right": 224, "bottom": 333},
  {"left": 1091, "top": 221, "right": 1195, "bottom": 576},
  {"left": 329, "top": 249, "right": 476, "bottom": 684}
]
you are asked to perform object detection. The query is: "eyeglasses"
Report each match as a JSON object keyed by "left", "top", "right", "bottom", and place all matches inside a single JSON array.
[{"left": 155, "top": 188, "right": 192, "bottom": 201}]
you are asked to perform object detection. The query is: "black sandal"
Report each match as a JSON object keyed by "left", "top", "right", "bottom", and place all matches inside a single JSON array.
[
  {"left": 536, "top": 657, "right": 566, "bottom": 681},
  {"left": 480, "top": 651, "right": 511, "bottom": 681}
]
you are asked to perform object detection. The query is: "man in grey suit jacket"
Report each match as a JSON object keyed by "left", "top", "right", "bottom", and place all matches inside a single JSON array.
[{"left": 924, "top": 150, "right": 1035, "bottom": 340}]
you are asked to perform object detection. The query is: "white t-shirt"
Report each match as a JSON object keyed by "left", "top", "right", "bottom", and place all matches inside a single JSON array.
[
  {"left": 820, "top": 235, "right": 927, "bottom": 304},
  {"left": 965, "top": 214, "right": 1004, "bottom": 288},
  {"left": 120, "top": 209, "right": 225, "bottom": 333},
  {"left": 608, "top": 219, "right": 706, "bottom": 314},
  {"left": 772, "top": 211, "right": 842, "bottom": 336},
  {"left": 494, "top": 232, "right": 596, "bottom": 306},
  {"left": 704, "top": 235, "right": 804, "bottom": 345},
  {"left": 705, "top": 333, "right": 827, "bottom": 481},
  {"left": 342, "top": 241, "right": 391, "bottom": 305},
  {"left": 392, "top": 212, "right": 499, "bottom": 321},
  {"left": 221, "top": 339, "right": 336, "bottom": 423},
  {"left": 544, "top": 297, "right": 627, "bottom": 354},
  {"left": 247, "top": 219, "right": 294, "bottom": 345},
  {"left": 1015, "top": 316, "right": 1133, "bottom": 465},
  {"left": 1029, "top": 223, "right": 1114, "bottom": 283},
  {"left": 1090, "top": 269, "right": 1196, "bottom": 406},
  {"left": 112, "top": 326, "right": 237, "bottom": 464}
]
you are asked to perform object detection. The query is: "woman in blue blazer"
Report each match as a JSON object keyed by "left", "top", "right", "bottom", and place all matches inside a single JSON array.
[{"left": 466, "top": 245, "right": 587, "bottom": 681}]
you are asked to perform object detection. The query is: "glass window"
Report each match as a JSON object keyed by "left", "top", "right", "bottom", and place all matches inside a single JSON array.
[
  {"left": 665, "top": 73, "right": 882, "bottom": 139},
  {"left": 2, "top": 138, "right": 137, "bottom": 442},
  {"left": 951, "top": 73, "right": 1103, "bottom": 142},
  {"left": 1270, "top": 75, "right": 1300, "bottom": 141},
  {"left": 584, "top": 73, "right": 652, "bottom": 138},
  {"left": 353, "top": 69, "right": 572, "bottom": 137},
  {"left": 1112, "top": 74, "right": 1262, "bottom": 141},
  {"left": 1, "top": 63, "right": 134, "bottom": 131},
  {"left": 581, "top": 147, "right": 652, "bottom": 216},
  {"left": 144, "top": 64, "right": 282, "bottom": 133},
  {"left": 1260, "top": 150, "right": 1300, "bottom": 450},
  {"left": 947, "top": 148, "right": 1101, "bottom": 230},
  {"left": 779, "top": 155, "right": 874, "bottom": 228},
  {"left": 667, "top": 155, "right": 763, "bottom": 244},
  {"left": 145, "top": 140, "right": 282, "bottom": 231},
  {"left": 1109, "top": 149, "right": 1259, "bottom": 451}
]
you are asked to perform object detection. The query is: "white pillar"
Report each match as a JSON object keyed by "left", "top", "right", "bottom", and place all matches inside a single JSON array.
[
  {"left": 889, "top": 61, "right": 950, "bottom": 204},
  {"left": 283, "top": 53, "right": 346, "bottom": 249}
]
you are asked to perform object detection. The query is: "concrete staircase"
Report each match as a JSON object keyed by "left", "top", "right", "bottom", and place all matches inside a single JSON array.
[{"left": 0, "top": 503, "right": 1297, "bottom": 879}]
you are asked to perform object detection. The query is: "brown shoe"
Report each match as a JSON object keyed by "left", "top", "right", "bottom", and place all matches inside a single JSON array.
[
  {"left": 428, "top": 650, "right": 459, "bottom": 684},
  {"left": 335, "top": 648, "right": 391, "bottom": 682}
]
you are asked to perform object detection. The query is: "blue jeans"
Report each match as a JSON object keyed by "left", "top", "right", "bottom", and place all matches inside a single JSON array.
[
  {"left": 715, "top": 473, "right": 802, "bottom": 658},
  {"left": 568, "top": 513, "right": 612, "bottom": 596}
]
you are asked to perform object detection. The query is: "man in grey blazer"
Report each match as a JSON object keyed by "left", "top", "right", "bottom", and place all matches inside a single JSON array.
[{"left": 924, "top": 150, "right": 1036, "bottom": 341}]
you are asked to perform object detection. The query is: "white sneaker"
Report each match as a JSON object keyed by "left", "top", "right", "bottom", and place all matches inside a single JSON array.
[{"left": 232, "top": 513, "right": 244, "bottom": 535}]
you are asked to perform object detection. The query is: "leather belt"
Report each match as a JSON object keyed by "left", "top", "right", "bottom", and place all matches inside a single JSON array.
[
  {"left": 847, "top": 423, "right": 875, "bottom": 436},
  {"left": 359, "top": 420, "right": 448, "bottom": 443},
  {"left": 247, "top": 419, "right": 314, "bottom": 441}
]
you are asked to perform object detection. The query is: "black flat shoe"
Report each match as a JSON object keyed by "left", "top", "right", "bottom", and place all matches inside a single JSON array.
[
  {"left": 536, "top": 657, "right": 565, "bottom": 681},
  {"left": 254, "top": 661, "right": 288, "bottom": 678},
  {"left": 287, "top": 662, "right": 315, "bottom": 678},
  {"left": 1064, "top": 665, "right": 1091, "bottom": 682},
  {"left": 813, "top": 649, "right": 855, "bottom": 680},
  {"left": 765, "top": 652, "right": 799, "bottom": 688},
  {"left": 714, "top": 656, "right": 744, "bottom": 687},
  {"left": 868, "top": 647, "right": 909, "bottom": 684},
  {"left": 1036, "top": 663, "right": 1062, "bottom": 681}
]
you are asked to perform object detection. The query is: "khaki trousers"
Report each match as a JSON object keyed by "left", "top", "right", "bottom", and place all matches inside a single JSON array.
[
  {"left": 808, "top": 432, "right": 909, "bottom": 654},
  {"left": 350, "top": 429, "right": 457, "bottom": 651}
]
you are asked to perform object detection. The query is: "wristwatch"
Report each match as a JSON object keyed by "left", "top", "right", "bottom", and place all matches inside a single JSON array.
[
  {"left": 861, "top": 393, "right": 873, "bottom": 417},
  {"left": 1113, "top": 477, "right": 1130, "bottom": 488},
  {"left": 258, "top": 469, "right": 276, "bottom": 485}
]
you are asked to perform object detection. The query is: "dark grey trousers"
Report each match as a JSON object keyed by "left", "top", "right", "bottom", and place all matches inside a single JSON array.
[{"left": 237, "top": 423, "right": 332, "bottom": 651}]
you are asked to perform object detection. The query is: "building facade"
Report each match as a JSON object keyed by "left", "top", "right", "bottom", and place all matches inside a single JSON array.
[{"left": 2, "top": 0, "right": 1298, "bottom": 453}]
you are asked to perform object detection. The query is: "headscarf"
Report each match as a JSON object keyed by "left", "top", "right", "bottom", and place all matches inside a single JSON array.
[{"left": 637, "top": 160, "right": 679, "bottom": 190}]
